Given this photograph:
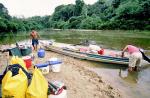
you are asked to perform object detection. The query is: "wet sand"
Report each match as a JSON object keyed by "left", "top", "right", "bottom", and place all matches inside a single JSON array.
[{"left": 34, "top": 51, "right": 122, "bottom": 98}]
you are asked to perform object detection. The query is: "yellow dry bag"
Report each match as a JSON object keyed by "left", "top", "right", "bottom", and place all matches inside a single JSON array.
[
  {"left": 2, "top": 69, "right": 28, "bottom": 98},
  {"left": 26, "top": 67, "right": 48, "bottom": 98},
  {"left": 10, "top": 56, "right": 28, "bottom": 71}
]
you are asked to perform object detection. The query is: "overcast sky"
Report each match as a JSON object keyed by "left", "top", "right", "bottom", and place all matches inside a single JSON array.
[{"left": 0, "top": 0, "right": 97, "bottom": 18}]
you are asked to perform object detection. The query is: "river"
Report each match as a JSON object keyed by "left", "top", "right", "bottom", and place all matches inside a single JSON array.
[
  {"left": 88, "top": 61, "right": 150, "bottom": 98},
  {"left": 0, "top": 29, "right": 150, "bottom": 98}
]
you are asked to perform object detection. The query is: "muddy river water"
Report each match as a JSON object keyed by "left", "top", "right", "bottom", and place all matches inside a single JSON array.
[{"left": 89, "top": 62, "right": 150, "bottom": 98}]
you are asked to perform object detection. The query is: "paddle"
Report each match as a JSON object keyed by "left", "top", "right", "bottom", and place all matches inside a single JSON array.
[{"left": 11, "top": 30, "right": 19, "bottom": 48}]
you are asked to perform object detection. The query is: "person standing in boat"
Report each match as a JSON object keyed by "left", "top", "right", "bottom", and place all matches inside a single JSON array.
[
  {"left": 121, "top": 45, "right": 142, "bottom": 72},
  {"left": 30, "top": 29, "right": 40, "bottom": 51}
]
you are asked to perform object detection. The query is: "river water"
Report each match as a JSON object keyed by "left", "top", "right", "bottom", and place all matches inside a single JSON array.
[{"left": 88, "top": 62, "right": 150, "bottom": 98}]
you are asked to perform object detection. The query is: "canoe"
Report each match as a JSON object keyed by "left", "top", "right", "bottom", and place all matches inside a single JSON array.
[{"left": 45, "top": 46, "right": 129, "bottom": 65}]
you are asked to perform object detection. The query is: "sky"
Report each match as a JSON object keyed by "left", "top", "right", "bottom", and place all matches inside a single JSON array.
[{"left": 0, "top": 0, "right": 97, "bottom": 18}]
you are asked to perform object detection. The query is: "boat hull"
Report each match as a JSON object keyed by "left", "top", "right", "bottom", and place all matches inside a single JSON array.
[{"left": 45, "top": 46, "right": 129, "bottom": 65}]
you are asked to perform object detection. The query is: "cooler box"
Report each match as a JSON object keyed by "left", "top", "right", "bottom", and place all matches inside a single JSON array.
[
  {"left": 21, "top": 47, "right": 32, "bottom": 56},
  {"left": 22, "top": 56, "right": 32, "bottom": 69},
  {"left": 35, "top": 62, "right": 49, "bottom": 74},
  {"left": 8, "top": 47, "right": 22, "bottom": 57},
  {"left": 49, "top": 61, "right": 62, "bottom": 65},
  {"left": 49, "top": 58, "right": 62, "bottom": 73}
]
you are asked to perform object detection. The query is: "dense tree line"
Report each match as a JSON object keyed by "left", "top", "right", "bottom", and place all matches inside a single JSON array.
[
  {"left": 0, "top": 0, "right": 150, "bottom": 33},
  {"left": 50, "top": 0, "right": 150, "bottom": 30},
  {"left": 0, "top": 3, "right": 50, "bottom": 33}
]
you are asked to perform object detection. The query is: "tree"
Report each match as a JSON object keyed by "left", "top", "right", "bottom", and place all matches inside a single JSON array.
[
  {"left": 0, "top": 3, "right": 10, "bottom": 19},
  {"left": 81, "top": 4, "right": 87, "bottom": 17},
  {"left": 68, "top": 16, "right": 84, "bottom": 29},
  {"left": 52, "top": 4, "right": 74, "bottom": 21},
  {"left": 80, "top": 16, "right": 102, "bottom": 29},
  {"left": 0, "top": 0, "right": 150, "bottom": 32},
  {"left": 0, "top": 18, "right": 7, "bottom": 32},
  {"left": 112, "top": 0, "right": 120, "bottom": 8},
  {"left": 87, "top": 0, "right": 107, "bottom": 18},
  {"left": 74, "top": 0, "right": 85, "bottom": 16}
]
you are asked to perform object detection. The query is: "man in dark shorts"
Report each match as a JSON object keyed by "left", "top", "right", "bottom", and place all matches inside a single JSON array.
[{"left": 30, "top": 30, "right": 40, "bottom": 51}]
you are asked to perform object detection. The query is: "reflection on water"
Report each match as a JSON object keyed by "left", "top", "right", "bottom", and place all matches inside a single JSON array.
[
  {"left": 89, "top": 61, "right": 150, "bottom": 98},
  {"left": 119, "top": 69, "right": 138, "bottom": 84}
]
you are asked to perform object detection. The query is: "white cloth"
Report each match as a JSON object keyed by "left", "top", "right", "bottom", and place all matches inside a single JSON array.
[
  {"left": 89, "top": 44, "right": 101, "bottom": 51},
  {"left": 129, "top": 52, "right": 142, "bottom": 67}
]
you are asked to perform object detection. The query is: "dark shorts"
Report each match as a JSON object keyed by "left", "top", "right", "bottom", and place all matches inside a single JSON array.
[{"left": 32, "top": 39, "right": 39, "bottom": 46}]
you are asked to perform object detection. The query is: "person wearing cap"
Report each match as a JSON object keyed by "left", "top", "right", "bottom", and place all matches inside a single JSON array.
[
  {"left": 30, "top": 30, "right": 40, "bottom": 51},
  {"left": 121, "top": 45, "right": 142, "bottom": 72}
]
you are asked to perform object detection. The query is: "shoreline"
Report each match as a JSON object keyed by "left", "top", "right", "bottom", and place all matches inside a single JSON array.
[
  {"left": 0, "top": 43, "right": 122, "bottom": 98},
  {"left": 34, "top": 51, "right": 122, "bottom": 98}
]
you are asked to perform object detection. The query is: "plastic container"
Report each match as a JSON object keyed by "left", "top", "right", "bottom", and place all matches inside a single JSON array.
[
  {"left": 37, "top": 48, "right": 45, "bottom": 58},
  {"left": 49, "top": 58, "right": 62, "bottom": 72},
  {"left": 35, "top": 62, "right": 49, "bottom": 74},
  {"left": 49, "top": 61, "right": 62, "bottom": 65},
  {"left": 49, "top": 58, "right": 59, "bottom": 61},
  {"left": 8, "top": 47, "right": 22, "bottom": 57},
  {"left": 98, "top": 49, "right": 104, "bottom": 55},
  {"left": 48, "top": 89, "right": 67, "bottom": 98},
  {"left": 51, "top": 64, "right": 61, "bottom": 72},
  {"left": 22, "top": 56, "right": 32, "bottom": 69}
]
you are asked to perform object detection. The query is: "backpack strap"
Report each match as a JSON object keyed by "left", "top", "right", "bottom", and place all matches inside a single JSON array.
[{"left": 0, "top": 64, "right": 32, "bottom": 85}]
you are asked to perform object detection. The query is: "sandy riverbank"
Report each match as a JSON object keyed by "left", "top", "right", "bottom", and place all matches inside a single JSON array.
[
  {"left": 0, "top": 43, "right": 122, "bottom": 98},
  {"left": 33, "top": 50, "right": 122, "bottom": 98}
]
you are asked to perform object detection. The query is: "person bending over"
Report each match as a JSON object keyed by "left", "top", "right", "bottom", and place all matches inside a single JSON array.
[{"left": 122, "top": 45, "right": 142, "bottom": 72}]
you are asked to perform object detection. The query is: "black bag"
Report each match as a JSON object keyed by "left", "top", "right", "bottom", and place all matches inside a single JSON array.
[{"left": 140, "top": 50, "right": 150, "bottom": 63}]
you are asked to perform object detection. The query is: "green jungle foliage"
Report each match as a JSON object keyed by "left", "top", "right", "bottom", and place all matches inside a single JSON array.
[{"left": 0, "top": 0, "right": 150, "bottom": 33}]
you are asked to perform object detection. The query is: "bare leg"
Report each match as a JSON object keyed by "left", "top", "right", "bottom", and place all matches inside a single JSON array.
[
  {"left": 136, "top": 58, "right": 142, "bottom": 71},
  {"left": 34, "top": 45, "right": 37, "bottom": 51},
  {"left": 134, "top": 66, "right": 137, "bottom": 71},
  {"left": 32, "top": 45, "right": 35, "bottom": 51},
  {"left": 128, "top": 66, "right": 133, "bottom": 72},
  {"left": 35, "top": 45, "right": 38, "bottom": 51}
]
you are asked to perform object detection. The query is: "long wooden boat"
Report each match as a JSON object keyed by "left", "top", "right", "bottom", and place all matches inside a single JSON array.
[{"left": 45, "top": 45, "right": 129, "bottom": 65}]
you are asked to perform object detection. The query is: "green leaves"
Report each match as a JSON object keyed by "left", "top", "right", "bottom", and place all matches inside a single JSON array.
[
  {"left": 115, "top": 0, "right": 141, "bottom": 19},
  {"left": 0, "top": 0, "right": 150, "bottom": 32}
]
